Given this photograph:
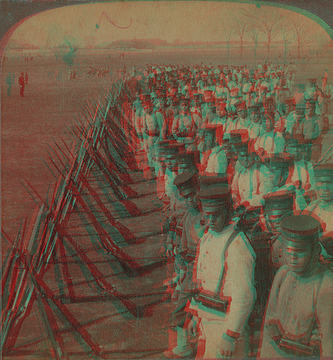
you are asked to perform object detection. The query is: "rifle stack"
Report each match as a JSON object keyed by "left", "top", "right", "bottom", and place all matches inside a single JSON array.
[{"left": 2, "top": 78, "right": 169, "bottom": 359}]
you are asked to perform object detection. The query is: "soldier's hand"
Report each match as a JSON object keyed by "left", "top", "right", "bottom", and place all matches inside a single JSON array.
[
  {"left": 188, "top": 316, "right": 199, "bottom": 338},
  {"left": 218, "top": 337, "right": 236, "bottom": 358},
  {"left": 178, "top": 269, "right": 186, "bottom": 285},
  {"left": 159, "top": 246, "right": 167, "bottom": 259},
  {"left": 166, "top": 245, "right": 174, "bottom": 259}
]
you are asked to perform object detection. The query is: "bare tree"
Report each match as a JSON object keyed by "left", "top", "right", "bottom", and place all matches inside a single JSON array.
[
  {"left": 231, "top": 18, "right": 247, "bottom": 57},
  {"left": 290, "top": 13, "right": 318, "bottom": 59},
  {"left": 245, "top": 22, "right": 264, "bottom": 60},
  {"left": 279, "top": 15, "right": 296, "bottom": 63},
  {"left": 244, "top": 6, "right": 286, "bottom": 57},
  {"left": 223, "top": 27, "right": 235, "bottom": 59}
]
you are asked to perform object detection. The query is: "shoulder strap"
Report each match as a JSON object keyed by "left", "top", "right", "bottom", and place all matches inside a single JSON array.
[
  {"left": 303, "top": 269, "right": 326, "bottom": 343},
  {"left": 214, "top": 229, "right": 242, "bottom": 297}
]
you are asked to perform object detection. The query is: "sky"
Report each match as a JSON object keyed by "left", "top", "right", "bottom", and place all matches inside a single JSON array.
[{"left": 7, "top": 1, "right": 332, "bottom": 48}]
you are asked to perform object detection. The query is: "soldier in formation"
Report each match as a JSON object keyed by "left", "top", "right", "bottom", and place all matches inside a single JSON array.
[{"left": 121, "top": 63, "right": 332, "bottom": 358}]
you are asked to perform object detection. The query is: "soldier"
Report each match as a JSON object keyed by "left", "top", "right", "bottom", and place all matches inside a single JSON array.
[
  {"left": 162, "top": 97, "right": 180, "bottom": 140},
  {"left": 215, "top": 78, "right": 230, "bottom": 101},
  {"left": 172, "top": 97, "right": 198, "bottom": 150},
  {"left": 247, "top": 103, "right": 262, "bottom": 140},
  {"left": 142, "top": 94, "right": 164, "bottom": 175},
  {"left": 231, "top": 140, "right": 273, "bottom": 210},
  {"left": 304, "top": 99, "right": 328, "bottom": 163},
  {"left": 164, "top": 171, "right": 205, "bottom": 359},
  {"left": 263, "top": 190, "right": 296, "bottom": 272},
  {"left": 259, "top": 214, "right": 333, "bottom": 358},
  {"left": 198, "top": 124, "right": 228, "bottom": 177},
  {"left": 284, "top": 138, "right": 315, "bottom": 210},
  {"left": 190, "top": 93, "right": 203, "bottom": 118},
  {"left": 254, "top": 114, "right": 285, "bottom": 156},
  {"left": 18, "top": 73, "right": 25, "bottom": 97},
  {"left": 306, "top": 164, "right": 333, "bottom": 255},
  {"left": 201, "top": 90, "right": 215, "bottom": 120},
  {"left": 226, "top": 87, "right": 240, "bottom": 114},
  {"left": 187, "top": 186, "right": 257, "bottom": 359},
  {"left": 233, "top": 101, "right": 251, "bottom": 132},
  {"left": 211, "top": 100, "right": 231, "bottom": 133}
]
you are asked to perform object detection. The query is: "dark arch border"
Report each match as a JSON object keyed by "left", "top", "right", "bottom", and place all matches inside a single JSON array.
[{"left": 1, "top": 0, "right": 332, "bottom": 52}]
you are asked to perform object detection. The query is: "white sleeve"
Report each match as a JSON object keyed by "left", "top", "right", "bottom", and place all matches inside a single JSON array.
[{"left": 224, "top": 233, "right": 256, "bottom": 334}]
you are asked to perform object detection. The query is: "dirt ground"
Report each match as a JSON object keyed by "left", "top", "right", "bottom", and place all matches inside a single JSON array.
[
  {"left": 1, "top": 47, "right": 333, "bottom": 359},
  {"left": 1, "top": 48, "right": 332, "bottom": 241}
]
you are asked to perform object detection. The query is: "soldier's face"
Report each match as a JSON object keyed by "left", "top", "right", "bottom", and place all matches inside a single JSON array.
[
  {"left": 237, "top": 109, "right": 247, "bottom": 119},
  {"left": 186, "top": 196, "right": 197, "bottom": 209},
  {"left": 207, "top": 103, "right": 216, "bottom": 114},
  {"left": 238, "top": 152, "right": 252, "bottom": 169},
  {"left": 250, "top": 111, "right": 260, "bottom": 123},
  {"left": 166, "top": 158, "right": 176, "bottom": 171},
  {"left": 143, "top": 102, "right": 153, "bottom": 114},
  {"left": 305, "top": 104, "right": 315, "bottom": 117},
  {"left": 173, "top": 106, "right": 180, "bottom": 116},
  {"left": 157, "top": 99, "right": 164, "bottom": 109},
  {"left": 204, "top": 133, "right": 215, "bottom": 149},
  {"left": 264, "top": 214, "right": 281, "bottom": 233},
  {"left": 262, "top": 116, "right": 274, "bottom": 132},
  {"left": 203, "top": 208, "right": 228, "bottom": 232},
  {"left": 282, "top": 242, "right": 312, "bottom": 275},
  {"left": 315, "top": 181, "right": 333, "bottom": 202},
  {"left": 180, "top": 102, "right": 189, "bottom": 112}
]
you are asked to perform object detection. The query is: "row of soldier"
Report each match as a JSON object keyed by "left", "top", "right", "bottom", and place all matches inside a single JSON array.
[
  {"left": 154, "top": 142, "right": 333, "bottom": 359},
  {"left": 118, "top": 64, "right": 333, "bottom": 358}
]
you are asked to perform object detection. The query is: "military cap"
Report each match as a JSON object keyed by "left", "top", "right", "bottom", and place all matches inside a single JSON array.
[
  {"left": 171, "top": 97, "right": 180, "bottom": 106},
  {"left": 233, "top": 139, "right": 255, "bottom": 154},
  {"left": 263, "top": 95, "right": 275, "bottom": 107},
  {"left": 203, "top": 123, "right": 223, "bottom": 134},
  {"left": 285, "top": 136, "right": 308, "bottom": 148},
  {"left": 155, "top": 140, "right": 176, "bottom": 160},
  {"left": 143, "top": 93, "right": 152, "bottom": 102},
  {"left": 176, "top": 151, "right": 199, "bottom": 170},
  {"left": 280, "top": 214, "right": 321, "bottom": 245},
  {"left": 305, "top": 99, "right": 317, "bottom": 106},
  {"left": 307, "top": 78, "right": 317, "bottom": 84},
  {"left": 295, "top": 102, "right": 306, "bottom": 114},
  {"left": 314, "top": 164, "right": 333, "bottom": 182},
  {"left": 284, "top": 97, "right": 295, "bottom": 106},
  {"left": 263, "top": 153, "right": 294, "bottom": 169},
  {"left": 230, "top": 87, "right": 240, "bottom": 96},
  {"left": 217, "top": 101, "right": 227, "bottom": 111},
  {"left": 248, "top": 104, "right": 261, "bottom": 112},
  {"left": 263, "top": 190, "right": 295, "bottom": 216},
  {"left": 156, "top": 90, "right": 167, "bottom": 99},
  {"left": 235, "top": 100, "right": 247, "bottom": 111},
  {"left": 179, "top": 96, "right": 191, "bottom": 104},
  {"left": 229, "top": 129, "right": 249, "bottom": 144},
  {"left": 174, "top": 171, "right": 198, "bottom": 198},
  {"left": 197, "top": 186, "right": 231, "bottom": 213},
  {"left": 199, "top": 174, "right": 230, "bottom": 190},
  {"left": 161, "top": 142, "right": 185, "bottom": 159}
]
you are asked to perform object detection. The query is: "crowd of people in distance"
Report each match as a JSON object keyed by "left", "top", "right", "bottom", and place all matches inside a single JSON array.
[{"left": 119, "top": 62, "right": 333, "bottom": 359}]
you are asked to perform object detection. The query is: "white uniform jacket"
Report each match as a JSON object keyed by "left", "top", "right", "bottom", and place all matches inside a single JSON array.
[{"left": 189, "top": 224, "right": 256, "bottom": 335}]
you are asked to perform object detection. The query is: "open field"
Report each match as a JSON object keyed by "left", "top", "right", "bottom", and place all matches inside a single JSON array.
[
  {"left": 1, "top": 47, "right": 333, "bottom": 359},
  {"left": 2, "top": 48, "right": 332, "bottom": 241}
]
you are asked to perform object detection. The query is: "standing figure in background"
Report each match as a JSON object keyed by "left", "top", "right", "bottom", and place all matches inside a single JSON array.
[
  {"left": 6, "top": 73, "right": 14, "bottom": 97},
  {"left": 18, "top": 73, "right": 25, "bottom": 97}
]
